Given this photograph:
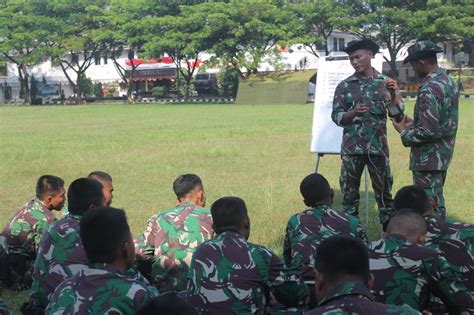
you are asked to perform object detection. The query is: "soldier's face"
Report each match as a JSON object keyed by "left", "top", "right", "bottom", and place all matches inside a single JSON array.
[
  {"left": 101, "top": 181, "right": 114, "bottom": 206},
  {"left": 409, "top": 60, "right": 427, "bottom": 78},
  {"left": 349, "top": 50, "right": 373, "bottom": 74},
  {"left": 48, "top": 187, "right": 66, "bottom": 210}
]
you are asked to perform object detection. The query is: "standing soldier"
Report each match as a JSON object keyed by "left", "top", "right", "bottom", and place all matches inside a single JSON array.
[
  {"left": 332, "top": 39, "right": 402, "bottom": 229},
  {"left": 392, "top": 40, "right": 459, "bottom": 219},
  {"left": 0, "top": 175, "right": 66, "bottom": 290}
]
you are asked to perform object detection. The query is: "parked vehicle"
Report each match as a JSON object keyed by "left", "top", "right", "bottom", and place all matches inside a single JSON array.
[{"left": 194, "top": 73, "right": 217, "bottom": 95}]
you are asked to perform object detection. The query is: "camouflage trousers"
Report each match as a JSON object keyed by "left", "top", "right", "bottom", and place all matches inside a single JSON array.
[
  {"left": 152, "top": 258, "right": 189, "bottom": 293},
  {"left": 340, "top": 154, "right": 394, "bottom": 225},
  {"left": 413, "top": 170, "right": 447, "bottom": 220}
]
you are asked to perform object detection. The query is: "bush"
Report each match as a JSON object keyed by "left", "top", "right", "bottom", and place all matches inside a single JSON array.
[{"left": 151, "top": 86, "right": 167, "bottom": 98}]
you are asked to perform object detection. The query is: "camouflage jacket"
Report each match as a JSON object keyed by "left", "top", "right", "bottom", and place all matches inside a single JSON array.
[
  {"left": 424, "top": 216, "right": 474, "bottom": 291},
  {"left": 400, "top": 67, "right": 459, "bottom": 171},
  {"left": 186, "top": 231, "right": 309, "bottom": 314},
  {"left": 306, "top": 281, "right": 421, "bottom": 314},
  {"left": 1, "top": 199, "right": 56, "bottom": 257},
  {"left": 0, "top": 297, "right": 11, "bottom": 315},
  {"left": 283, "top": 204, "right": 367, "bottom": 284},
  {"left": 45, "top": 263, "right": 159, "bottom": 315},
  {"left": 29, "top": 213, "right": 89, "bottom": 307},
  {"left": 134, "top": 201, "right": 214, "bottom": 292},
  {"left": 332, "top": 69, "right": 393, "bottom": 156},
  {"left": 368, "top": 234, "right": 474, "bottom": 313}
]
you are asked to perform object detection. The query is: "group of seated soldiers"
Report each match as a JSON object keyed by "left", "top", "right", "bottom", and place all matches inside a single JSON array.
[{"left": 0, "top": 172, "right": 472, "bottom": 314}]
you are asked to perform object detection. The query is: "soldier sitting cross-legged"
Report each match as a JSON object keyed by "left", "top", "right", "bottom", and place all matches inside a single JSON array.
[
  {"left": 186, "top": 196, "right": 309, "bottom": 314},
  {"left": 0, "top": 175, "right": 66, "bottom": 291},
  {"left": 283, "top": 173, "right": 367, "bottom": 308},
  {"left": 46, "top": 207, "right": 159, "bottom": 315},
  {"left": 306, "top": 235, "right": 420, "bottom": 314},
  {"left": 26, "top": 178, "right": 105, "bottom": 312},
  {"left": 134, "top": 174, "right": 214, "bottom": 293},
  {"left": 369, "top": 209, "right": 474, "bottom": 313}
]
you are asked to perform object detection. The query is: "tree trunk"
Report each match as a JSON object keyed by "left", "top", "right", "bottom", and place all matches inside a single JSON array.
[
  {"left": 76, "top": 75, "right": 82, "bottom": 104},
  {"left": 388, "top": 50, "right": 398, "bottom": 80},
  {"left": 127, "top": 54, "right": 135, "bottom": 103},
  {"left": 184, "top": 76, "right": 191, "bottom": 100},
  {"left": 21, "top": 65, "right": 31, "bottom": 104}
]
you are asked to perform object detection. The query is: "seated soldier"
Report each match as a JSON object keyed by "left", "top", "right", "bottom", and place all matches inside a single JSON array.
[
  {"left": 186, "top": 196, "right": 309, "bottom": 314},
  {"left": 46, "top": 207, "right": 159, "bottom": 314},
  {"left": 283, "top": 173, "right": 367, "bottom": 307},
  {"left": 134, "top": 174, "right": 213, "bottom": 292},
  {"left": 369, "top": 209, "right": 474, "bottom": 313},
  {"left": 27, "top": 178, "right": 105, "bottom": 311},
  {"left": 61, "top": 171, "right": 114, "bottom": 217},
  {"left": 394, "top": 185, "right": 474, "bottom": 313},
  {"left": 307, "top": 235, "right": 420, "bottom": 314},
  {"left": 0, "top": 175, "right": 65, "bottom": 290}
]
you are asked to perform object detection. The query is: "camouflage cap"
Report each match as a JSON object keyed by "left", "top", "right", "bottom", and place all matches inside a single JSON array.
[
  {"left": 403, "top": 40, "right": 443, "bottom": 64},
  {"left": 343, "top": 39, "right": 379, "bottom": 55}
]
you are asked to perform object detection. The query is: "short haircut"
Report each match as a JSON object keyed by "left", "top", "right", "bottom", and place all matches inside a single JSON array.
[
  {"left": 173, "top": 174, "right": 203, "bottom": 199},
  {"left": 419, "top": 53, "right": 438, "bottom": 65},
  {"left": 314, "top": 235, "right": 370, "bottom": 283},
  {"left": 67, "top": 178, "right": 104, "bottom": 215},
  {"left": 300, "top": 173, "right": 331, "bottom": 206},
  {"left": 138, "top": 293, "right": 197, "bottom": 315},
  {"left": 394, "top": 185, "right": 431, "bottom": 215},
  {"left": 88, "top": 171, "right": 112, "bottom": 183},
  {"left": 211, "top": 196, "right": 248, "bottom": 233},
  {"left": 387, "top": 208, "right": 427, "bottom": 238},
  {"left": 36, "top": 175, "right": 65, "bottom": 199},
  {"left": 80, "top": 207, "right": 131, "bottom": 264}
]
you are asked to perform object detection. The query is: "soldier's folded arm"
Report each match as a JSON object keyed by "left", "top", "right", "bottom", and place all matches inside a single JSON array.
[
  {"left": 282, "top": 222, "right": 294, "bottom": 267},
  {"left": 268, "top": 253, "right": 310, "bottom": 307},
  {"left": 401, "top": 88, "right": 444, "bottom": 146},
  {"left": 426, "top": 255, "right": 474, "bottom": 314}
]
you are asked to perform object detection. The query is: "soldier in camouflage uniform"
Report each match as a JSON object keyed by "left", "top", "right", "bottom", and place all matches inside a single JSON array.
[
  {"left": 187, "top": 197, "right": 309, "bottom": 314},
  {"left": 332, "top": 39, "right": 403, "bottom": 228},
  {"left": 0, "top": 175, "right": 65, "bottom": 290},
  {"left": 307, "top": 235, "right": 420, "bottom": 314},
  {"left": 61, "top": 171, "right": 114, "bottom": 218},
  {"left": 369, "top": 209, "right": 474, "bottom": 313},
  {"left": 394, "top": 185, "right": 474, "bottom": 313},
  {"left": 283, "top": 173, "right": 367, "bottom": 308},
  {"left": 46, "top": 207, "right": 159, "bottom": 315},
  {"left": 27, "top": 178, "right": 105, "bottom": 310},
  {"left": 392, "top": 40, "right": 459, "bottom": 220},
  {"left": 134, "top": 174, "right": 213, "bottom": 293}
]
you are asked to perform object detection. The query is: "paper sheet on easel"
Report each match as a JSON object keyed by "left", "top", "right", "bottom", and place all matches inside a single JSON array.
[{"left": 310, "top": 55, "right": 383, "bottom": 154}]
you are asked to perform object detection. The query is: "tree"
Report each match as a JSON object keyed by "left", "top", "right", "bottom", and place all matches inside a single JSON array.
[
  {"left": 142, "top": 5, "right": 212, "bottom": 99},
  {"left": 0, "top": 0, "right": 55, "bottom": 103},
  {"left": 41, "top": 0, "right": 107, "bottom": 103},
  {"left": 290, "top": 0, "right": 350, "bottom": 57},
  {"left": 345, "top": 1, "right": 430, "bottom": 79},
  {"left": 197, "top": 1, "right": 295, "bottom": 78}
]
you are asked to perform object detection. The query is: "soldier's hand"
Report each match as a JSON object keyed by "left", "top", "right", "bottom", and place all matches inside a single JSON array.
[
  {"left": 405, "top": 116, "right": 414, "bottom": 128},
  {"left": 354, "top": 103, "right": 368, "bottom": 115},
  {"left": 391, "top": 115, "right": 409, "bottom": 133},
  {"left": 385, "top": 78, "right": 401, "bottom": 104}
]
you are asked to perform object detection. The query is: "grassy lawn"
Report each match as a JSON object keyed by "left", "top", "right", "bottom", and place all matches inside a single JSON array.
[{"left": 1, "top": 100, "right": 473, "bottom": 312}]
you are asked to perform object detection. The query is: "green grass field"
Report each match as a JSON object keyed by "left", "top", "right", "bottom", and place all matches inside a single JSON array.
[{"left": 1, "top": 100, "right": 473, "bottom": 312}]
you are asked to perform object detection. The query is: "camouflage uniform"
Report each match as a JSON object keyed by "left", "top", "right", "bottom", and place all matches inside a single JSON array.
[
  {"left": 45, "top": 263, "right": 159, "bottom": 315},
  {"left": 400, "top": 42, "right": 459, "bottom": 219},
  {"left": 0, "top": 297, "right": 11, "bottom": 315},
  {"left": 332, "top": 69, "right": 395, "bottom": 225},
  {"left": 186, "top": 231, "right": 309, "bottom": 314},
  {"left": 368, "top": 233, "right": 474, "bottom": 313},
  {"left": 29, "top": 213, "right": 89, "bottom": 308},
  {"left": 0, "top": 199, "right": 56, "bottom": 290},
  {"left": 134, "top": 201, "right": 214, "bottom": 293},
  {"left": 424, "top": 216, "right": 474, "bottom": 313},
  {"left": 283, "top": 204, "right": 367, "bottom": 307},
  {"left": 306, "top": 281, "right": 421, "bottom": 315}
]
